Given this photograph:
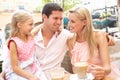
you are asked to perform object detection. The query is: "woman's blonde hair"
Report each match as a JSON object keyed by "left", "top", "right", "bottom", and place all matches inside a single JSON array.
[
  {"left": 69, "top": 7, "right": 97, "bottom": 56},
  {"left": 10, "top": 10, "right": 33, "bottom": 38}
]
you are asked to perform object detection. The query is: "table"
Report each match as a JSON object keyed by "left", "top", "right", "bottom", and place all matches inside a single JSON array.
[{"left": 63, "top": 73, "right": 115, "bottom": 80}]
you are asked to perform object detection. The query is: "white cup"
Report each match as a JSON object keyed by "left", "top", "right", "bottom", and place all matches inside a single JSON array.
[
  {"left": 74, "top": 62, "right": 88, "bottom": 79},
  {"left": 49, "top": 67, "right": 65, "bottom": 80}
]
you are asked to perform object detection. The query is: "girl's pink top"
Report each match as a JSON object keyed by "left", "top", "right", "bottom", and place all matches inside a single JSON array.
[{"left": 8, "top": 37, "right": 35, "bottom": 62}]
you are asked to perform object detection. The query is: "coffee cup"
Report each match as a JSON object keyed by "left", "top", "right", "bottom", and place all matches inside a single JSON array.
[
  {"left": 74, "top": 61, "right": 88, "bottom": 79},
  {"left": 49, "top": 67, "right": 65, "bottom": 80}
]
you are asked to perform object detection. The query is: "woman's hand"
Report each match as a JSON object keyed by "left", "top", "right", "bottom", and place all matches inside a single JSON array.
[
  {"left": 88, "top": 64, "right": 105, "bottom": 80},
  {"left": 29, "top": 75, "right": 40, "bottom": 80}
]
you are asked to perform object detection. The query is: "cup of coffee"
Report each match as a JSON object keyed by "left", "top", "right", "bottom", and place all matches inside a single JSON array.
[
  {"left": 49, "top": 67, "right": 65, "bottom": 80},
  {"left": 74, "top": 61, "right": 88, "bottom": 79}
]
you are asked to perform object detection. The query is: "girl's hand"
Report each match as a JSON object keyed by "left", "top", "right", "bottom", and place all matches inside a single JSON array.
[
  {"left": 0, "top": 72, "right": 5, "bottom": 80},
  {"left": 88, "top": 64, "right": 105, "bottom": 80}
]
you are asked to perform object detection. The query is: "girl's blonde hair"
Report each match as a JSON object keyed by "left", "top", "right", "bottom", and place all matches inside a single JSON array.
[
  {"left": 10, "top": 10, "right": 33, "bottom": 38},
  {"left": 69, "top": 7, "right": 97, "bottom": 56}
]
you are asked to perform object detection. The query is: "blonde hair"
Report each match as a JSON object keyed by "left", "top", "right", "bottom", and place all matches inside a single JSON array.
[
  {"left": 10, "top": 10, "right": 33, "bottom": 38},
  {"left": 69, "top": 7, "right": 97, "bottom": 56}
]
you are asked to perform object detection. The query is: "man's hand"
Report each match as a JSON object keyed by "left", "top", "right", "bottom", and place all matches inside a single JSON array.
[{"left": 106, "top": 34, "right": 115, "bottom": 46}]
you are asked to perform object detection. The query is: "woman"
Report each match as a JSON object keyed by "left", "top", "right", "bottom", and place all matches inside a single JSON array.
[{"left": 67, "top": 7, "right": 120, "bottom": 80}]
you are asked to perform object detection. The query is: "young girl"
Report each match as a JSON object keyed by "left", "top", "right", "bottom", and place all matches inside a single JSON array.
[
  {"left": 67, "top": 7, "right": 120, "bottom": 80},
  {"left": 2, "top": 11, "right": 47, "bottom": 80}
]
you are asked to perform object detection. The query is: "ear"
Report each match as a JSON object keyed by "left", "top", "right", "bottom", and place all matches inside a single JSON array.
[
  {"left": 17, "top": 22, "right": 22, "bottom": 28},
  {"left": 42, "top": 14, "right": 47, "bottom": 20},
  {"left": 83, "top": 20, "right": 87, "bottom": 26}
]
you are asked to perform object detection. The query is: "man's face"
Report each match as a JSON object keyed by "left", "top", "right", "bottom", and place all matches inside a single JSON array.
[{"left": 44, "top": 11, "right": 63, "bottom": 32}]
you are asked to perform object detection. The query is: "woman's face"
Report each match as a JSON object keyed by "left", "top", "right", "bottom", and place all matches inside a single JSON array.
[{"left": 68, "top": 13, "right": 86, "bottom": 33}]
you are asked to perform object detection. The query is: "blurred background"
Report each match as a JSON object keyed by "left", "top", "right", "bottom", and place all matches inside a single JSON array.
[{"left": 0, "top": 0, "right": 119, "bottom": 35}]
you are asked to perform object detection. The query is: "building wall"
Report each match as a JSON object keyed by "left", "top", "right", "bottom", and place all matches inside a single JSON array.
[{"left": 0, "top": 0, "right": 42, "bottom": 12}]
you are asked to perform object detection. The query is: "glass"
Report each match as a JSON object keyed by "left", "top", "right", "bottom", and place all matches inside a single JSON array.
[
  {"left": 74, "top": 61, "right": 88, "bottom": 79},
  {"left": 49, "top": 67, "right": 65, "bottom": 80}
]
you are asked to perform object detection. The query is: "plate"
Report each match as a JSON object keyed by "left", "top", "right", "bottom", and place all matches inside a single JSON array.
[{"left": 69, "top": 73, "right": 94, "bottom": 80}]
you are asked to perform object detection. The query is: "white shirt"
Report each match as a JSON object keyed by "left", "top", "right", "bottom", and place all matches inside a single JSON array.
[{"left": 34, "top": 29, "right": 71, "bottom": 72}]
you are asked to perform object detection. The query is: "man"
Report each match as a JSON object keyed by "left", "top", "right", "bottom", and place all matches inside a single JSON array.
[{"left": 32, "top": 2, "right": 71, "bottom": 79}]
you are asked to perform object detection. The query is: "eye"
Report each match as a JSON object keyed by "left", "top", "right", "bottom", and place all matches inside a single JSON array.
[
  {"left": 54, "top": 17, "right": 58, "bottom": 20},
  {"left": 70, "top": 20, "right": 75, "bottom": 23},
  {"left": 60, "top": 18, "right": 62, "bottom": 21},
  {"left": 29, "top": 23, "right": 33, "bottom": 26}
]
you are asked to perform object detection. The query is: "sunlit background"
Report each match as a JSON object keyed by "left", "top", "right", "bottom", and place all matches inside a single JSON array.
[
  {"left": 0, "top": 0, "right": 118, "bottom": 28},
  {"left": 0, "top": 0, "right": 117, "bottom": 12},
  {"left": 0, "top": 0, "right": 119, "bottom": 40},
  {"left": 0, "top": 0, "right": 42, "bottom": 12}
]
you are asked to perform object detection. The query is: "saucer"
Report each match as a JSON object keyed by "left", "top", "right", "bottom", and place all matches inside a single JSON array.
[{"left": 69, "top": 73, "right": 94, "bottom": 80}]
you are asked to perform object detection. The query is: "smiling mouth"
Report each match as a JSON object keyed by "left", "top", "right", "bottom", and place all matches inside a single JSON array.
[{"left": 69, "top": 27, "right": 73, "bottom": 30}]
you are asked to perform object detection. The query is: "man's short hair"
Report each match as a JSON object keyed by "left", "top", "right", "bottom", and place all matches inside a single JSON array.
[{"left": 42, "top": 3, "right": 63, "bottom": 18}]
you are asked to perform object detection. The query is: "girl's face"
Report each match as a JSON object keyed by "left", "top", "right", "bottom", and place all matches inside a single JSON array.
[
  {"left": 19, "top": 18, "right": 34, "bottom": 36},
  {"left": 68, "top": 13, "right": 86, "bottom": 33}
]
